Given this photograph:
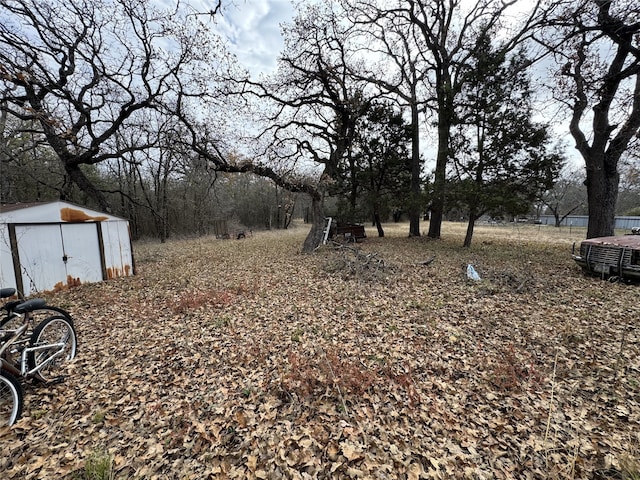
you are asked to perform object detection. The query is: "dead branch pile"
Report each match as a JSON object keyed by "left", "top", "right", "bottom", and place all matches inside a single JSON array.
[{"left": 320, "top": 241, "right": 393, "bottom": 280}]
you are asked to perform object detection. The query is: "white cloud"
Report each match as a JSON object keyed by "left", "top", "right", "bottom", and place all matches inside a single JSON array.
[
  {"left": 155, "top": 0, "right": 295, "bottom": 76},
  {"left": 214, "top": 0, "right": 296, "bottom": 77}
]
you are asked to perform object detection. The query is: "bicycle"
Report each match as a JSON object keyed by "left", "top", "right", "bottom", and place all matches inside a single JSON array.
[
  {"left": 0, "top": 288, "right": 77, "bottom": 426},
  {"left": 0, "top": 288, "right": 75, "bottom": 331}
]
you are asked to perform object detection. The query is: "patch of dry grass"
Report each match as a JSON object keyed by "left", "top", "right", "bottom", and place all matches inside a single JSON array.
[{"left": 2, "top": 221, "right": 639, "bottom": 479}]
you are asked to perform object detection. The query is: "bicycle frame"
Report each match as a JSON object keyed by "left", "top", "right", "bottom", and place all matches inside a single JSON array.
[
  {"left": 0, "top": 311, "right": 67, "bottom": 379},
  {"left": 0, "top": 315, "right": 30, "bottom": 378},
  {"left": 21, "top": 343, "right": 66, "bottom": 376},
  {"left": 0, "top": 320, "right": 29, "bottom": 358}
]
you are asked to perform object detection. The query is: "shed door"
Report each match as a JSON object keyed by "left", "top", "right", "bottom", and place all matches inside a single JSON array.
[
  {"left": 60, "top": 223, "right": 103, "bottom": 284},
  {"left": 16, "top": 223, "right": 102, "bottom": 295}
]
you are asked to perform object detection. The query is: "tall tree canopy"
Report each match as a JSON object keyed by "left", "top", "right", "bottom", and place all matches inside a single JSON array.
[
  {"left": 403, "top": 0, "right": 545, "bottom": 239},
  {"left": 237, "top": 2, "right": 376, "bottom": 251},
  {"left": 0, "top": 0, "right": 230, "bottom": 211},
  {"left": 345, "top": 0, "right": 430, "bottom": 236},
  {"left": 542, "top": 0, "right": 640, "bottom": 238},
  {"left": 449, "top": 39, "right": 563, "bottom": 247},
  {"left": 2, "top": 0, "right": 638, "bottom": 249}
]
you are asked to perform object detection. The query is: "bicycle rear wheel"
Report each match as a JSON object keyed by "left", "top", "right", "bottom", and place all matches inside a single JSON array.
[
  {"left": 30, "top": 305, "right": 74, "bottom": 326},
  {"left": 0, "top": 370, "right": 23, "bottom": 426},
  {"left": 28, "top": 315, "right": 77, "bottom": 383}
]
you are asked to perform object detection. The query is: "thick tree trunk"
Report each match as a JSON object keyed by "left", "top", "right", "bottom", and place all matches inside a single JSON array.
[
  {"left": 408, "top": 102, "right": 421, "bottom": 237},
  {"left": 64, "top": 163, "right": 111, "bottom": 212},
  {"left": 428, "top": 114, "right": 450, "bottom": 239},
  {"left": 585, "top": 163, "right": 619, "bottom": 238},
  {"left": 302, "top": 194, "right": 326, "bottom": 253},
  {"left": 565, "top": 13, "right": 640, "bottom": 239}
]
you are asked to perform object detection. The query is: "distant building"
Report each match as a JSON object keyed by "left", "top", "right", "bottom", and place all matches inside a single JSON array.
[{"left": 538, "top": 215, "right": 640, "bottom": 230}]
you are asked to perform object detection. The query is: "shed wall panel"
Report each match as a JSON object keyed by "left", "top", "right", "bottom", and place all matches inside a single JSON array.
[
  {"left": 101, "top": 221, "right": 133, "bottom": 278},
  {"left": 0, "top": 224, "right": 16, "bottom": 290},
  {"left": 15, "top": 224, "right": 104, "bottom": 295},
  {"left": 1, "top": 202, "right": 134, "bottom": 294}
]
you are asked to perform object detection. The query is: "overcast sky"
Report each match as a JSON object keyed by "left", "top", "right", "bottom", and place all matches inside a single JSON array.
[{"left": 211, "top": 0, "right": 296, "bottom": 77}]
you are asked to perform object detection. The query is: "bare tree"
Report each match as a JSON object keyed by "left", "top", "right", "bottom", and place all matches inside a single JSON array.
[
  {"left": 617, "top": 156, "right": 640, "bottom": 215},
  {"left": 0, "top": 0, "right": 226, "bottom": 211},
  {"left": 192, "top": 2, "right": 375, "bottom": 252},
  {"left": 344, "top": 0, "right": 429, "bottom": 236},
  {"left": 403, "top": 0, "right": 545, "bottom": 239},
  {"left": 0, "top": 113, "right": 66, "bottom": 202},
  {"left": 104, "top": 113, "right": 193, "bottom": 242},
  {"left": 542, "top": 165, "right": 587, "bottom": 227},
  {"left": 541, "top": 0, "right": 640, "bottom": 238}
]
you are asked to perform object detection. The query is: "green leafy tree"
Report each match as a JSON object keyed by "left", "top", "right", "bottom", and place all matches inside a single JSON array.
[
  {"left": 351, "top": 102, "right": 413, "bottom": 237},
  {"left": 450, "top": 39, "right": 563, "bottom": 247},
  {"left": 405, "top": 0, "right": 546, "bottom": 240},
  {"left": 344, "top": 0, "right": 429, "bottom": 236}
]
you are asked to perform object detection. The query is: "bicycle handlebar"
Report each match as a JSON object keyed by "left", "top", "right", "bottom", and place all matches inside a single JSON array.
[{"left": 0, "top": 288, "right": 16, "bottom": 299}]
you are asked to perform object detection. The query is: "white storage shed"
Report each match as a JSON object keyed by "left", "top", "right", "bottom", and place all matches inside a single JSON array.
[{"left": 0, "top": 201, "right": 135, "bottom": 296}]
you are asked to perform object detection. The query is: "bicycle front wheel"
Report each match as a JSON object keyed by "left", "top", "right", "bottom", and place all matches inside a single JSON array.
[
  {"left": 0, "top": 370, "right": 23, "bottom": 426},
  {"left": 28, "top": 316, "right": 77, "bottom": 383}
]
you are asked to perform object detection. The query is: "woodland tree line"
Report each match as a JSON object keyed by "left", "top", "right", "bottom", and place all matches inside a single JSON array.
[{"left": 0, "top": 0, "right": 638, "bottom": 249}]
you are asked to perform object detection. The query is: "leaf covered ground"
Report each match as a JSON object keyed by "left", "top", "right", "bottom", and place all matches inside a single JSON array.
[{"left": 1, "top": 222, "right": 639, "bottom": 479}]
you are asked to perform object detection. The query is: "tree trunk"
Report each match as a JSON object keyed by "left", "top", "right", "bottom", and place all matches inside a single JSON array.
[
  {"left": 283, "top": 198, "right": 295, "bottom": 229},
  {"left": 349, "top": 157, "right": 358, "bottom": 218},
  {"left": 374, "top": 212, "right": 384, "bottom": 237},
  {"left": 463, "top": 204, "right": 478, "bottom": 248},
  {"left": 302, "top": 194, "right": 326, "bottom": 253},
  {"left": 63, "top": 163, "right": 111, "bottom": 212},
  {"left": 408, "top": 102, "right": 421, "bottom": 237},
  {"left": 585, "top": 162, "right": 619, "bottom": 238},
  {"left": 565, "top": 11, "right": 640, "bottom": 240},
  {"left": 428, "top": 112, "right": 450, "bottom": 239},
  {"left": 160, "top": 176, "right": 169, "bottom": 242},
  {"left": 463, "top": 218, "right": 475, "bottom": 248}
]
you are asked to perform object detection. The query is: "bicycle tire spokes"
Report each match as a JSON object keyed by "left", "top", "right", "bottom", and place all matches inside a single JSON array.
[
  {"left": 28, "top": 316, "right": 77, "bottom": 383},
  {"left": 0, "top": 371, "right": 23, "bottom": 426}
]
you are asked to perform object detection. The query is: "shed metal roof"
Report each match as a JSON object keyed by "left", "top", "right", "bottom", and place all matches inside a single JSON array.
[
  {"left": 0, "top": 202, "right": 44, "bottom": 213},
  {"left": 0, "top": 201, "right": 127, "bottom": 223}
]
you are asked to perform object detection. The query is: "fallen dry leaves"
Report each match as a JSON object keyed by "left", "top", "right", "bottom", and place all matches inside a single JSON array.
[{"left": 1, "top": 222, "right": 638, "bottom": 479}]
